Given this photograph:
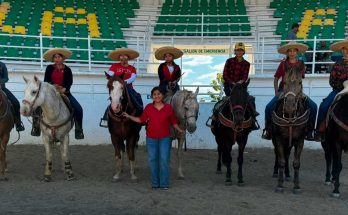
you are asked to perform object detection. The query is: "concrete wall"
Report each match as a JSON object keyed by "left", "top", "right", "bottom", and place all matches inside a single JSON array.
[{"left": 7, "top": 71, "right": 330, "bottom": 150}]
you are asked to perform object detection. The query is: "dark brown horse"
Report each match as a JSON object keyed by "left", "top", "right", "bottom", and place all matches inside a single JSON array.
[
  {"left": 271, "top": 69, "right": 309, "bottom": 193},
  {"left": 106, "top": 76, "right": 142, "bottom": 181},
  {"left": 209, "top": 80, "right": 255, "bottom": 185},
  {"left": 322, "top": 83, "right": 348, "bottom": 198},
  {"left": 0, "top": 88, "right": 14, "bottom": 181}
]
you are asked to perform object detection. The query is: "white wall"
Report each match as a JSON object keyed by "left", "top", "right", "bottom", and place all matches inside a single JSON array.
[{"left": 7, "top": 71, "right": 330, "bottom": 149}]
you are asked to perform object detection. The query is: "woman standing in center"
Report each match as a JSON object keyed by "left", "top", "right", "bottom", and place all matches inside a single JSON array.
[{"left": 123, "top": 87, "right": 183, "bottom": 189}]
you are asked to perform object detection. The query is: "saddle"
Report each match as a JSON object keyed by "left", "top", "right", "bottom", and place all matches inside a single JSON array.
[{"left": 60, "top": 93, "right": 74, "bottom": 115}]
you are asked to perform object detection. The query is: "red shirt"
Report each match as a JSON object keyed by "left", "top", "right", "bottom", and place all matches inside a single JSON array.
[
  {"left": 274, "top": 60, "right": 305, "bottom": 90},
  {"left": 51, "top": 65, "right": 64, "bottom": 86},
  {"left": 223, "top": 57, "right": 250, "bottom": 85},
  {"left": 139, "top": 103, "right": 178, "bottom": 139},
  {"left": 109, "top": 63, "right": 136, "bottom": 81}
]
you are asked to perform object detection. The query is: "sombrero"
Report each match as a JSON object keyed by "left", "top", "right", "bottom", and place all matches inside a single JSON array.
[
  {"left": 278, "top": 41, "right": 308, "bottom": 55},
  {"left": 43, "top": 48, "right": 72, "bottom": 61},
  {"left": 108, "top": 48, "right": 139, "bottom": 60},
  {"left": 330, "top": 39, "right": 348, "bottom": 52},
  {"left": 155, "top": 46, "right": 183, "bottom": 60}
]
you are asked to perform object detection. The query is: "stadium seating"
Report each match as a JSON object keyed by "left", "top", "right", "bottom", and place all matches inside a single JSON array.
[
  {"left": 0, "top": 0, "right": 139, "bottom": 62},
  {"left": 154, "top": 0, "right": 251, "bottom": 36},
  {"left": 271, "top": 0, "right": 347, "bottom": 48}
]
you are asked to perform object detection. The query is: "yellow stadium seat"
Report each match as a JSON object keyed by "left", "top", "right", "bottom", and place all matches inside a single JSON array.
[
  {"left": 44, "top": 11, "right": 53, "bottom": 16},
  {"left": 305, "top": 10, "right": 314, "bottom": 16},
  {"left": 327, "top": 9, "right": 336, "bottom": 15},
  {"left": 297, "top": 32, "right": 307, "bottom": 39},
  {"left": 303, "top": 14, "right": 313, "bottom": 20},
  {"left": 1, "top": 2, "right": 10, "bottom": 9},
  {"left": 324, "top": 19, "right": 334, "bottom": 26},
  {"left": 66, "top": 7, "right": 74, "bottom": 14},
  {"left": 78, "top": 18, "right": 87, "bottom": 24},
  {"left": 87, "top": 13, "right": 97, "bottom": 20},
  {"left": 316, "top": 9, "right": 326, "bottom": 16},
  {"left": 312, "top": 19, "right": 323, "bottom": 26},
  {"left": 2, "top": 25, "right": 12, "bottom": 34},
  {"left": 14, "top": 26, "right": 26, "bottom": 34},
  {"left": 88, "top": 25, "right": 98, "bottom": 31},
  {"left": 299, "top": 25, "right": 309, "bottom": 33},
  {"left": 55, "top": 7, "right": 64, "bottom": 13},
  {"left": 54, "top": 17, "right": 64, "bottom": 23},
  {"left": 0, "top": 7, "right": 8, "bottom": 14},
  {"left": 0, "top": 12, "right": 5, "bottom": 19},
  {"left": 77, "top": 8, "right": 86, "bottom": 14},
  {"left": 90, "top": 30, "right": 100, "bottom": 38},
  {"left": 41, "top": 28, "right": 52, "bottom": 36},
  {"left": 66, "top": 18, "right": 76, "bottom": 24}
]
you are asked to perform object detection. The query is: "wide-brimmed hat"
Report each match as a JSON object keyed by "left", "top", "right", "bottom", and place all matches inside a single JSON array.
[
  {"left": 108, "top": 48, "right": 139, "bottom": 61},
  {"left": 43, "top": 48, "right": 72, "bottom": 61},
  {"left": 278, "top": 42, "right": 308, "bottom": 55},
  {"left": 330, "top": 39, "right": 348, "bottom": 52},
  {"left": 234, "top": 42, "right": 245, "bottom": 51},
  {"left": 155, "top": 46, "right": 183, "bottom": 60}
]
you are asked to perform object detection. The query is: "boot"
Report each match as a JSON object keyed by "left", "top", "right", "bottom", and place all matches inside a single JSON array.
[
  {"left": 261, "top": 120, "right": 272, "bottom": 140},
  {"left": 99, "top": 108, "right": 108, "bottom": 128},
  {"left": 75, "top": 120, "right": 84, "bottom": 140},
  {"left": 251, "top": 120, "right": 260, "bottom": 131},
  {"left": 15, "top": 122, "right": 25, "bottom": 132},
  {"left": 305, "top": 130, "right": 314, "bottom": 141}
]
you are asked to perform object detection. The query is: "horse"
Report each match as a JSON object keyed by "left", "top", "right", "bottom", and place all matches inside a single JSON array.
[
  {"left": 106, "top": 75, "right": 142, "bottom": 181},
  {"left": 165, "top": 87, "right": 199, "bottom": 179},
  {"left": 209, "top": 80, "right": 255, "bottom": 185},
  {"left": 271, "top": 69, "right": 309, "bottom": 193},
  {"left": 20, "top": 76, "right": 74, "bottom": 182},
  {"left": 322, "top": 80, "right": 348, "bottom": 198},
  {"left": 0, "top": 88, "right": 14, "bottom": 181}
]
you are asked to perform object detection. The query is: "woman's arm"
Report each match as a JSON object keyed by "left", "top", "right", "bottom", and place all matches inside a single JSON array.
[
  {"left": 173, "top": 124, "right": 184, "bottom": 133},
  {"left": 123, "top": 112, "right": 142, "bottom": 123}
]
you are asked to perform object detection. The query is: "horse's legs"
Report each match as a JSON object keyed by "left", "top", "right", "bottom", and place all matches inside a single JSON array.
[
  {"left": 221, "top": 143, "right": 232, "bottom": 186},
  {"left": 322, "top": 140, "right": 333, "bottom": 184},
  {"left": 43, "top": 135, "right": 53, "bottom": 182},
  {"left": 111, "top": 135, "right": 122, "bottom": 181},
  {"left": 126, "top": 137, "right": 137, "bottom": 181},
  {"left": 275, "top": 142, "right": 285, "bottom": 192},
  {"left": 0, "top": 134, "right": 9, "bottom": 181},
  {"left": 237, "top": 142, "right": 246, "bottom": 185},
  {"left": 216, "top": 144, "right": 222, "bottom": 174},
  {"left": 293, "top": 141, "right": 304, "bottom": 193},
  {"left": 331, "top": 143, "right": 343, "bottom": 198},
  {"left": 284, "top": 146, "right": 291, "bottom": 180},
  {"left": 60, "top": 135, "right": 74, "bottom": 181},
  {"left": 177, "top": 137, "right": 185, "bottom": 179},
  {"left": 272, "top": 144, "right": 279, "bottom": 178}
]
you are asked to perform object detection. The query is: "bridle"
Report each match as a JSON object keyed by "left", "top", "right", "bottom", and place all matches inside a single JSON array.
[
  {"left": 282, "top": 91, "right": 300, "bottom": 119},
  {"left": 22, "top": 82, "right": 42, "bottom": 114}
]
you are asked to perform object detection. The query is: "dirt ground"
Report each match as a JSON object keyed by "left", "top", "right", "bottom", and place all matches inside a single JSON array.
[{"left": 0, "top": 144, "right": 348, "bottom": 215}]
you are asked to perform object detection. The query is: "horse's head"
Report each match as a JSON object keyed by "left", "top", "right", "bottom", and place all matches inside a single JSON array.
[
  {"left": 283, "top": 69, "right": 303, "bottom": 116},
  {"left": 229, "top": 79, "right": 250, "bottom": 125},
  {"left": 107, "top": 75, "right": 125, "bottom": 113},
  {"left": 183, "top": 87, "right": 199, "bottom": 133},
  {"left": 20, "top": 75, "right": 44, "bottom": 116}
]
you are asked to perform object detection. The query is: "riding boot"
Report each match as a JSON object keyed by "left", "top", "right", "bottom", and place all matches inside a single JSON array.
[
  {"left": 248, "top": 96, "right": 260, "bottom": 117},
  {"left": 75, "top": 120, "right": 84, "bottom": 140},
  {"left": 15, "top": 121, "right": 25, "bottom": 132},
  {"left": 261, "top": 120, "right": 272, "bottom": 140},
  {"left": 31, "top": 108, "right": 41, "bottom": 136},
  {"left": 305, "top": 123, "right": 315, "bottom": 141},
  {"left": 99, "top": 107, "right": 108, "bottom": 128}
]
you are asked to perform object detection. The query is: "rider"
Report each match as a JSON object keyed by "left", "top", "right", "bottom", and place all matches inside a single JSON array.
[
  {"left": 262, "top": 42, "right": 317, "bottom": 140},
  {"left": 31, "top": 48, "right": 84, "bottom": 139},
  {"left": 0, "top": 61, "right": 25, "bottom": 132},
  {"left": 315, "top": 39, "right": 348, "bottom": 141},
  {"left": 100, "top": 48, "right": 143, "bottom": 127},
  {"left": 222, "top": 42, "right": 259, "bottom": 129},
  {"left": 155, "top": 46, "right": 183, "bottom": 96}
]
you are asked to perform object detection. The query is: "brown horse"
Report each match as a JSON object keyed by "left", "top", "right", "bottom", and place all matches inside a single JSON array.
[
  {"left": 271, "top": 69, "right": 309, "bottom": 193},
  {"left": 323, "top": 81, "right": 348, "bottom": 198},
  {"left": 107, "top": 76, "right": 142, "bottom": 181},
  {"left": 0, "top": 88, "right": 14, "bottom": 181},
  {"left": 209, "top": 80, "right": 255, "bottom": 185}
]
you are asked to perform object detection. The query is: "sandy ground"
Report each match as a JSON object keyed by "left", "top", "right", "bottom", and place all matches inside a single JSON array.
[{"left": 0, "top": 144, "right": 348, "bottom": 215}]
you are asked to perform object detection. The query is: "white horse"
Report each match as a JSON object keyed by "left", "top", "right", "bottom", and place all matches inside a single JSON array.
[
  {"left": 166, "top": 88, "right": 199, "bottom": 179},
  {"left": 20, "top": 76, "right": 74, "bottom": 182}
]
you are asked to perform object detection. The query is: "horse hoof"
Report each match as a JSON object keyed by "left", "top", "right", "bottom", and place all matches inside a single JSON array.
[
  {"left": 5, "top": 168, "right": 8, "bottom": 173},
  {"left": 43, "top": 175, "right": 52, "bottom": 182},
  {"left": 66, "top": 175, "right": 75, "bottom": 181},
  {"left": 0, "top": 177, "right": 8, "bottom": 181},
  {"left": 216, "top": 170, "right": 222, "bottom": 175},
  {"left": 225, "top": 180, "right": 232, "bottom": 186},
  {"left": 237, "top": 181, "right": 245, "bottom": 187},
  {"left": 324, "top": 181, "right": 332, "bottom": 186},
  {"left": 330, "top": 192, "right": 340, "bottom": 198},
  {"left": 272, "top": 173, "right": 278, "bottom": 178},
  {"left": 293, "top": 188, "right": 302, "bottom": 194},
  {"left": 112, "top": 175, "right": 120, "bottom": 182},
  {"left": 275, "top": 187, "right": 284, "bottom": 193},
  {"left": 177, "top": 176, "right": 185, "bottom": 180}
]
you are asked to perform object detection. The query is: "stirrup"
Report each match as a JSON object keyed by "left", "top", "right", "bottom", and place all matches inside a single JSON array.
[
  {"left": 99, "top": 118, "right": 108, "bottom": 128},
  {"left": 261, "top": 129, "right": 271, "bottom": 140}
]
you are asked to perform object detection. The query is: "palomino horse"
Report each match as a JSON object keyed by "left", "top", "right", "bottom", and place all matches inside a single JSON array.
[
  {"left": 322, "top": 80, "right": 348, "bottom": 198},
  {"left": 271, "top": 69, "right": 309, "bottom": 193},
  {"left": 107, "top": 76, "right": 142, "bottom": 181},
  {"left": 165, "top": 87, "right": 199, "bottom": 179},
  {"left": 0, "top": 88, "right": 14, "bottom": 181},
  {"left": 20, "top": 76, "right": 74, "bottom": 182},
  {"left": 209, "top": 80, "right": 255, "bottom": 185}
]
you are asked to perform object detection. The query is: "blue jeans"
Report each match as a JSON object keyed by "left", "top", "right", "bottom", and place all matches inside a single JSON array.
[
  {"left": 126, "top": 85, "right": 143, "bottom": 110},
  {"left": 317, "top": 90, "right": 338, "bottom": 128},
  {"left": 146, "top": 137, "right": 172, "bottom": 188},
  {"left": 265, "top": 96, "right": 279, "bottom": 125},
  {"left": 67, "top": 94, "right": 83, "bottom": 129}
]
